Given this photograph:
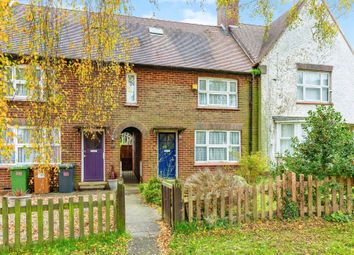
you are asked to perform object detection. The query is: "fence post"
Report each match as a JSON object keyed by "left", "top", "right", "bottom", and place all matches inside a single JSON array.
[
  {"left": 2, "top": 197, "right": 9, "bottom": 247},
  {"left": 173, "top": 183, "right": 183, "bottom": 227},
  {"left": 161, "top": 184, "right": 165, "bottom": 220},
  {"left": 116, "top": 182, "right": 126, "bottom": 232},
  {"left": 291, "top": 172, "right": 296, "bottom": 202},
  {"left": 252, "top": 185, "right": 258, "bottom": 221}
]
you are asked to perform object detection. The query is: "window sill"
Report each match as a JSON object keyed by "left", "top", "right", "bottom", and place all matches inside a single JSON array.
[
  {"left": 194, "top": 162, "right": 240, "bottom": 167},
  {"left": 197, "top": 106, "right": 240, "bottom": 111},
  {"left": 124, "top": 103, "right": 139, "bottom": 107},
  {"left": 296, "top": 101, "right": 332, "bottom": 105}
]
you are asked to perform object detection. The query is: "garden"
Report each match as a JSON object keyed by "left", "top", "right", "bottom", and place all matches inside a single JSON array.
[{"left": 156, "top": 106, "right": 354, "bottom": 254}]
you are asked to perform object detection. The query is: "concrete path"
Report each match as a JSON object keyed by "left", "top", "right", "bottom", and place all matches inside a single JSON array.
[{"left": 125, "top": 185, "right": 161, "bottom": 255}]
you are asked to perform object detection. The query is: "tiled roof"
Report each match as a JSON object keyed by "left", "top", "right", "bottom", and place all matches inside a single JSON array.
[
  {"left": 230, "top": 1, "right": 307, "bottom": 63},
  {"left": 2, "top": 4, "right": 253, "bottom": 73}
]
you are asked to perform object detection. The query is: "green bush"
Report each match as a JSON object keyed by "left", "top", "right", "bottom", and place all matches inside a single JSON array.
[
  {"left": 139, "top": 177, "right": 161, "bottom": 205},
  {"left": 238, "top": 152, "right": 269, "bottom": 184},
  {"left": 282, "top": 191, "right": 299, "bottom": 220},
  {"left": 325, "top": 211, "right": 352, "bottom": 223},
  {"left": 283, "top": 106, "right": 354, "bottom": 179}
]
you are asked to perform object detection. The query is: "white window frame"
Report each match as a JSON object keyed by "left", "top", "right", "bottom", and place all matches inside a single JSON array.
[
  {"left": 126, "top": 73, "right": 137, "bottom": 104},
  {"left": 198, "top": 78, "right": 238, "bottom": 109},
  {"left": 4, "top": 65, "right": 43, "bottom": 101},
  {"left": 0, "top": 126, "right": 61, "bottom": 166},
  {"left": 195, "top": 130, "right": 241, "bottom": 163},
  {"left": 276, "top": 122, "right": 305, "bottom": 155},
  {"left": 297, "top": 70, "right": 330, "bottom": 103}
]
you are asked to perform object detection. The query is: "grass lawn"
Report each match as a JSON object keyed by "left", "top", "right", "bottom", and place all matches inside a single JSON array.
[
  {"left": 0, "top": 231, "right": 130, "bottom": 255},
  {"left": 169, "top": 219, "right": 354, "bottom": 255}
]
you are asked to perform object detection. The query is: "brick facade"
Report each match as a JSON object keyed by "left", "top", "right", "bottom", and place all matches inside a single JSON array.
[{"left": 1, "top": 65, "right": 259, "bottom": 191}]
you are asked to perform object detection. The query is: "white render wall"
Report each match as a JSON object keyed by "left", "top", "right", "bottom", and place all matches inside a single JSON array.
[{"left": 259, "top": 6, "right": 354, "bottom": 159}]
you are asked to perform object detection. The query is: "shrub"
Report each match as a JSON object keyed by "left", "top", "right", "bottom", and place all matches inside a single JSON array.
[
  {"left": 325, "top": 211, "right": 352, "bottom": 223},
  {"left": 283, "top": 106, "right": 354, "bottom": 179},
  {"left": 139, "top": 177, "right": 161, "bottom": 205},
  {"left": 238, "top": 152, "right": 269, "bottom": 184},
  {"left": 282, "top": 191, "right": 299, "bottom": 220},
  {"left": 184, "top": 169, "right": 248, "bottom": 197}
]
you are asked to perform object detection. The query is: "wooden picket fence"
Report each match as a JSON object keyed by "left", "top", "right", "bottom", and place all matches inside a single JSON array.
[
  {"left": 162, "top": 172, "right": 353, "bottom": 227},
  {"left": 0, "top": 183, "right": 125, "bottom": 248}
]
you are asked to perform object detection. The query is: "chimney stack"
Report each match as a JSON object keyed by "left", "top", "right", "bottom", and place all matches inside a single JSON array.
[{"left": 217, "top": 0, "right": 239, "bottom": 27}]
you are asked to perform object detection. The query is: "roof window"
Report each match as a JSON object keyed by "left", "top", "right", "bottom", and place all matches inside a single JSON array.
[{"left": 149, "top": 27, "right": 164, "bottom": 35}]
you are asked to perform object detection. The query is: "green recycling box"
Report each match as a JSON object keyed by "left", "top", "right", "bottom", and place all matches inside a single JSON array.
[{"left": 10, "top": 165, "right": 30, "bottom": 192}]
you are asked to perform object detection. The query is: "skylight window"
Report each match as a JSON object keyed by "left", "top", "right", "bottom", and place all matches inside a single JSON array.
[{"left": 149, "top": 27, "right": 164, "bottom": 35}]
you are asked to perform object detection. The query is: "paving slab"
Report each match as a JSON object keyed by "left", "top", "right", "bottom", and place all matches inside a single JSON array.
[{"left": 125, "top": 184, "right": 160, "bottom": 255}]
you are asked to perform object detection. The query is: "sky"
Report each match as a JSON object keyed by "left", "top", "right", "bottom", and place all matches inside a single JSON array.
[
  {"left": 129, "top": 0, "right": 354, "bottom": 47},
  {"left": 17, "top": 0, "right": 354, "bottom": 47}
]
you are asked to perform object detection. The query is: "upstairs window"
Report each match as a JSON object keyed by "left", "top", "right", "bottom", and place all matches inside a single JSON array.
[
  {"left": 297, "top": 71, "right": 330, "bottom": 103},
  {"left": 195, "top": 130, "right": 241, "bottom": 163},
  {"left": 126, "top": 73, "right": 137, "bottom": 104},
  {"left": 4, "top": 65, "right": 43, "bottom": 100},
  {"left": 198, "top": 78, "right": 238, "bottom": 108}
]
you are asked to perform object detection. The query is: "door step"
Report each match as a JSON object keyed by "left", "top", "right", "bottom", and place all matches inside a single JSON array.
[{"left": 78, "top": 181, "right": 107, "bottom": 190}]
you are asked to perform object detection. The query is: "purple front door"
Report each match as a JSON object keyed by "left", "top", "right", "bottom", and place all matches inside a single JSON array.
[{"left": 83, "top": 132, "right": 104, "bottom": 182}]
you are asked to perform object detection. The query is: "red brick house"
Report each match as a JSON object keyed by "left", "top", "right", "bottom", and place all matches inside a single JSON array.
[{"left": 0, "top": 4, "right": 258, "bottom": 191}]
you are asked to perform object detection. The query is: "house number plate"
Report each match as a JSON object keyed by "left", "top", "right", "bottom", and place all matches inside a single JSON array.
[
  {"left": 90, "top": 150, "right": 98, "bottom": 153},
  {"left": 63, "top": 171, "right": 70, "bottom": 177},
  {"left": 15, "top": 171, "right": 22, "bottom": 176},
  {"left": 164, "top": 149, "right": 170, "bottom": 153},
  {"left": 38, "top": 173, "right": 45, "bottom": 178}
]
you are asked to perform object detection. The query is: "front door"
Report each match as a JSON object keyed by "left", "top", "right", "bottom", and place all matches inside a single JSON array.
[
  {"left": 83, "top": 132, "right": 104, "bottom": 181},
  {"left": 158, "top": 133, "right": 177, "bottom": 178}
]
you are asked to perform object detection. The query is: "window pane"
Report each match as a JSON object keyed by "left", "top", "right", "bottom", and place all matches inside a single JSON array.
[
  {"left": 281, "top": 124, "right": 294, "bottom": 138},
  {"left": 209, "top": 80, "right": 227, "bottom": 92},
  {"left": 199, "top": 93, "right": 207, "bottom": 105},
  {"left": 209, "top": 147, "right": 227, "bottom": 161},
  {"left": 15, "top": 67, "right": 26, "bottom": 80},
  {"left": 229, "top": 146, "right": 240, "bottom": 161},
  {"left": 196, "top": 131, "right": 206, "bottom": 144},
  {"left": 297, "top": 86, "right": 303, "bottom": 100},
  {"left": 305, "top": 88, "right": 321, "bottom": 101},
  {"left": 229, "top": 95, "right": 237, "bottom": 107},
  {"left": 297, "top": 72, "right": 303, "bottom": 84},
  {"left": 209, "top": 132, "right": 227, "bottom": 144},
  {"left": 126, "top": 74, "right": 136, "bottom": 103},
  {"left": 15, "top": 83, "right": 29, "bottom": 96},
  {"left": 280, "top": 139, "right": 293, "bottom": 154},
  {"left": 0, "top": 149, "right": 15, "bottom": 164},
  {"left": 322, "top": 73, "right": 329, "bottom": 86},
  {"left": 51, "top": 146, "right": 60, "bottom": 163},
  {"left": 230, "top": 132, "right": 239, "bottom": 145},
  {"left": 17, "top": 129, "right": 33, "bottom": 144},
  {"left": 199, "top": 80, "right": 206, "bottom": 91},
  {"left": 5, "top": 67, "right": 12, "bottom": 81},
  {"left": 18, "top": 147, "right": 36, "bottom": 163},
  {"left": 322, "top": 88, "right": 329, "bottom": 102},
  {"left": 230, "top": 82, "right": 236, "bottom": 92},
  {"left": 305, "top": 72, "right": 320, "bottom": 85},
  {"left": 196, "top": 147, "right": 207, "bottom": 161},
  {"left": 209, "top": 94, "right": 227, "bottom": 105}
]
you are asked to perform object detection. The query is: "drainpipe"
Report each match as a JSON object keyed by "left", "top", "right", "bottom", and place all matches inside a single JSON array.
[{"left": 249, "top": 74, "right": 254, "bottom": 155}]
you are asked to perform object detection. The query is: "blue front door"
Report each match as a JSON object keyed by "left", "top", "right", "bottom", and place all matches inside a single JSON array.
[{"left": 158, "top": 133, "right": 176, "bottom": 178}]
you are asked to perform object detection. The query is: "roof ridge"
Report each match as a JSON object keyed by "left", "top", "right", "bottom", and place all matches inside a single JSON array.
[{"left": 230, "top": 23, "right": 265, "bottom": 28}]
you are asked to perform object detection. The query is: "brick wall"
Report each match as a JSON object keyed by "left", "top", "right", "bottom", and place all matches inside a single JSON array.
[{"left": 2, "top": 65, "right": 258, "bottom": 190}]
